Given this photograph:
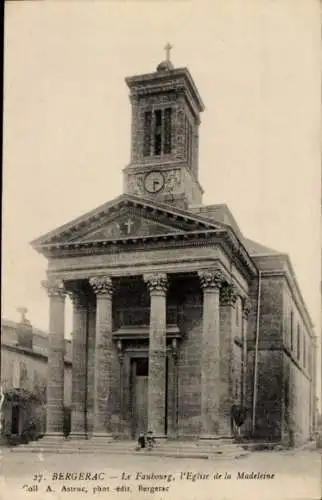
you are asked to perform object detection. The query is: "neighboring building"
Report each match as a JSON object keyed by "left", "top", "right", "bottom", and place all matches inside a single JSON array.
[
  {"left": 31, "top": 56, "right": 317, "bottom": 445},
  {"left": 0, "top": 311, "right": 72, "bottom": 442}
]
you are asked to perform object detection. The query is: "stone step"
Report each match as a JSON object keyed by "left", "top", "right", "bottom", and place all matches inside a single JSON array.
[
  {"left": 14, "top": 442, "right": 241, "bottom": 452},
  {"left": 10, "top": 439, "right": 248, "bottom": 460},
  {"left": 9, "top": 446, "right": 245, "bottom": 459}
]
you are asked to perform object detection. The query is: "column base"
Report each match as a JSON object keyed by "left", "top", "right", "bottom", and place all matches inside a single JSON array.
[
  {"left": 166, "top": 432, "right": 179, "bottom": 440},
  {"left": 42, "top": 432, "right": 65, "bottom": 442},
  {"left": 199, "top": 434, "right": 233, "bottom": 441},
  {"left": 69, "top": 432, "right": 88, "bottom": 440},
  {"left": 91, "top": 432, "right": 114, "bottom": 443},
  {"left": 152, "top": 434, "right": 167, "bottom": 440}
]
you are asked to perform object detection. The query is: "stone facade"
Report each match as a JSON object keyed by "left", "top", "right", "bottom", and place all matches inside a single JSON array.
[{"left": 31, "top": 59, "right": 317, "bottom": 445}]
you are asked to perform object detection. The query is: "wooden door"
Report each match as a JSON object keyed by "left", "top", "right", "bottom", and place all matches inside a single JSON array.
[
  {"left": 135, "top": 376, "right": 148, "bottom": 435},
  {"left": 131, "top": 357, "right": 148, "bottom": 437}
]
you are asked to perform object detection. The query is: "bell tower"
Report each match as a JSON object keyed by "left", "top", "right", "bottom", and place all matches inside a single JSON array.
[{"left": 123, "top": 45, "right": 205, "bottom": 209}]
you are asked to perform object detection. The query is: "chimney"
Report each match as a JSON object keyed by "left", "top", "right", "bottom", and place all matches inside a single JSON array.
[{"left": 16, "top": 307, "right": 33, "bottom": 350}]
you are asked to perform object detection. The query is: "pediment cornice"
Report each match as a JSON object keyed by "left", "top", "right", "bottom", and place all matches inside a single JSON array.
[
  {"left": 31, "top": 194, "right": 219, "bottom": 248},
  {"left": 31, "top": 194, "right": 258, "bottom": 279}
]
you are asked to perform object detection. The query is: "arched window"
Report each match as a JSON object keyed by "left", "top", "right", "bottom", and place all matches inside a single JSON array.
[{"left": 143, "top": 111, "right": 152, "bottom": 156}]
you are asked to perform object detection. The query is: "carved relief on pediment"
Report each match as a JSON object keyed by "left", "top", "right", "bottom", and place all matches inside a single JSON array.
[
  {"left": 79, "top": 213, "right": 183, "bottom": 243},
  {"left": 82, "top": 216, "right": 141, "bottom": 240}
]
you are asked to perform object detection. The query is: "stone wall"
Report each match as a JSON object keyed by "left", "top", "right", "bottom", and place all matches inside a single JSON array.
[
  {"left": 245, "top": 273, "right": 314, "bottom": 444},
  {"left": 1, "top": 346, "right": 71, "bottom": 406},
  {"left": 245, "top": 275, "right": 284, "bottom": 440},
  {"left": 247, "top": 349, "right": 283, "bottom": 440},
  {"left": 282, "top": 352, "right": 311, "bottom": 445},
  {"left": 281, "top": 282, "right": 313, "bottom": 444}
]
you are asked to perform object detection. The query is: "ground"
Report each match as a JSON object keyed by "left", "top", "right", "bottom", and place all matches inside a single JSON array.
[{"left": 0, "top": 448, "right": 320, "bottom": 500}]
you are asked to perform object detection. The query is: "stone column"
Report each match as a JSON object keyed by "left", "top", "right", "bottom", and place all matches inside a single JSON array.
[
  {"left": 171, "top": 338, "right": 179, "bottom": 437},
  {"left": 219, "top": 283, "right": 238, "bottom": 436},
  {"left": 241, "top": 297, "right": 250, "bottom": 408},
  {"left": 86, "top": 301, "right": 96, "bottom": 435},
  {"left": 144, "top": 272, "right": 168, "bottom": 438},
  {"left": 116, "top": 340, "right": 125, "bottom": 436},
  {"left": 198, "top": 269, "right": 223, "bottom": 438},
  {"left": 69, "top": 288, "right": 88, "bottom": 438},
  {"left": 89, "top": 276, "right": 113, "bottom": 440},
  {"left": 42, "top": 278, "right": 67, "bottom": 437}
]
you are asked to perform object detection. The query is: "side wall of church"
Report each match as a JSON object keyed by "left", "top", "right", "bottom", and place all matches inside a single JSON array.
[
  {"left": 245, "top": 276, "right": 284, "bottom": 440},
  {"left": 245, "top": 273, "right": 313, "bottom": 444},
  {"left": 282, "top": 353, "right": 311, "bottom": 445},
  {"left": 281, "top": 284, "right": 313, "bottom": 445}
]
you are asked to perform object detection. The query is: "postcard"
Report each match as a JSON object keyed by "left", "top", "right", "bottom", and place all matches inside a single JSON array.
[{"left": 1, "top": 1, "right": 321, "bottom": 499}]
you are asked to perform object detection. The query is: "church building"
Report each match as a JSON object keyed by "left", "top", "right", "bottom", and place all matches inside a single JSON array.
[{"left": 32, "top": 53, "right": 317, "bottom": 445}]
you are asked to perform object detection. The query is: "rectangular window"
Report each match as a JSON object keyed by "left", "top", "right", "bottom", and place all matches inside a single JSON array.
[
  {"left": 189, "top": 123, "right": 193, "bottom": 167},
  {"left": 154, "top": 110, "right": 162, "bottom": 155},
  {"left": 236, "top": 301, "right": 239, "bottom": 327},
  {"left": 163, "top": 108, "right": 172, "bottom": 154},
  {"left": 290, "top": 311, "right": 293, "bottom": 350},
  {"left": 143, "top": 111, "right": 152, "bottom": 156},
  {"left": 296, "top": 324, "right": 300, "bottom": 361},
  {"left": 308, "top": 346, "right": 312, "bottom": 375},
  {"left": 185, "top": 117, "right": 189, "bottom": 167}
]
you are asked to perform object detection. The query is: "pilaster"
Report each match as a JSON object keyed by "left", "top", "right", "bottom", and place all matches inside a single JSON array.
[
  {"left": 144, "top": 272, "right": 168, "bottom": 438},
  {"left": 241, "top": 297, "right": 250, "bottom": 408},
  {"left": 170, "top": 338, "right": 179, "bottom": 437},
  {"left": 42, "top": 278, "right": 67, "bottom": 438},
  {"left": 89, "top": 276, "right": 114, "bottom": 441},
  {"left": 198, "top": 268, "right": 223, "bottom": 438},
  {"left": 116, "top": 340, "right": 126, "bottom": 436}
]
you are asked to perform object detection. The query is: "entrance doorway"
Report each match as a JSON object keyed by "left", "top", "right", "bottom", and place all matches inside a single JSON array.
[{"left": 131, "top": 357, "right": 148, "bottom": 437}]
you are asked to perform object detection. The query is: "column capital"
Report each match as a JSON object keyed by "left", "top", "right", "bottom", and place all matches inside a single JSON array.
[
  {"left": 220, "top": 283, "right": 238, "bottom": 306},
  {"left": 42, "top": 278, "right": 67, "bottom": 299},
  {"left": 144, "top": 272, "right": 168, "bottom": 294},
  {"left": 198, "top": 269, "right": 224, "bottom": 290},
  {"left": 89, "top": 276, "right": 113, "bottom": 297},
  {"left": 241, "top": 296, "right": 251, "bottom": 319},
  {"left": 68, "top": 286, "right": 88, "bottom": 307}
]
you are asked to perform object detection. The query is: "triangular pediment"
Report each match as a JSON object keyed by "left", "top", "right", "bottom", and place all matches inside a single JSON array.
[
  {"left": 78, "top": 213, "right": 183, "bottom": 242},
  {"left": 31, "top": 194, "right": 224, "bottom": 251}
]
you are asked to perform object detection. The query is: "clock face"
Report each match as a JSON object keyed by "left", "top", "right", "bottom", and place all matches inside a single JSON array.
[{"left": 144, "top": 171, "right": 165, "bottom": 194}]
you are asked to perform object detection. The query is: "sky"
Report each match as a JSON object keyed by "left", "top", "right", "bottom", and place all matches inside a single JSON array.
[{"left": 2, "top": 0, "right": 321, "bottom": 359}]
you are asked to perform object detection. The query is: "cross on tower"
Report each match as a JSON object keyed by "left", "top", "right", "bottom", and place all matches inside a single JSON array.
[{"left": 164, "top": 42, "right": 173, "bottom": 62}]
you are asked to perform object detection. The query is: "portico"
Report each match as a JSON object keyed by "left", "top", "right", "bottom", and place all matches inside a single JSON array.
[{"left": 41, "top": 261, "right": 252, "bottom": 441}]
